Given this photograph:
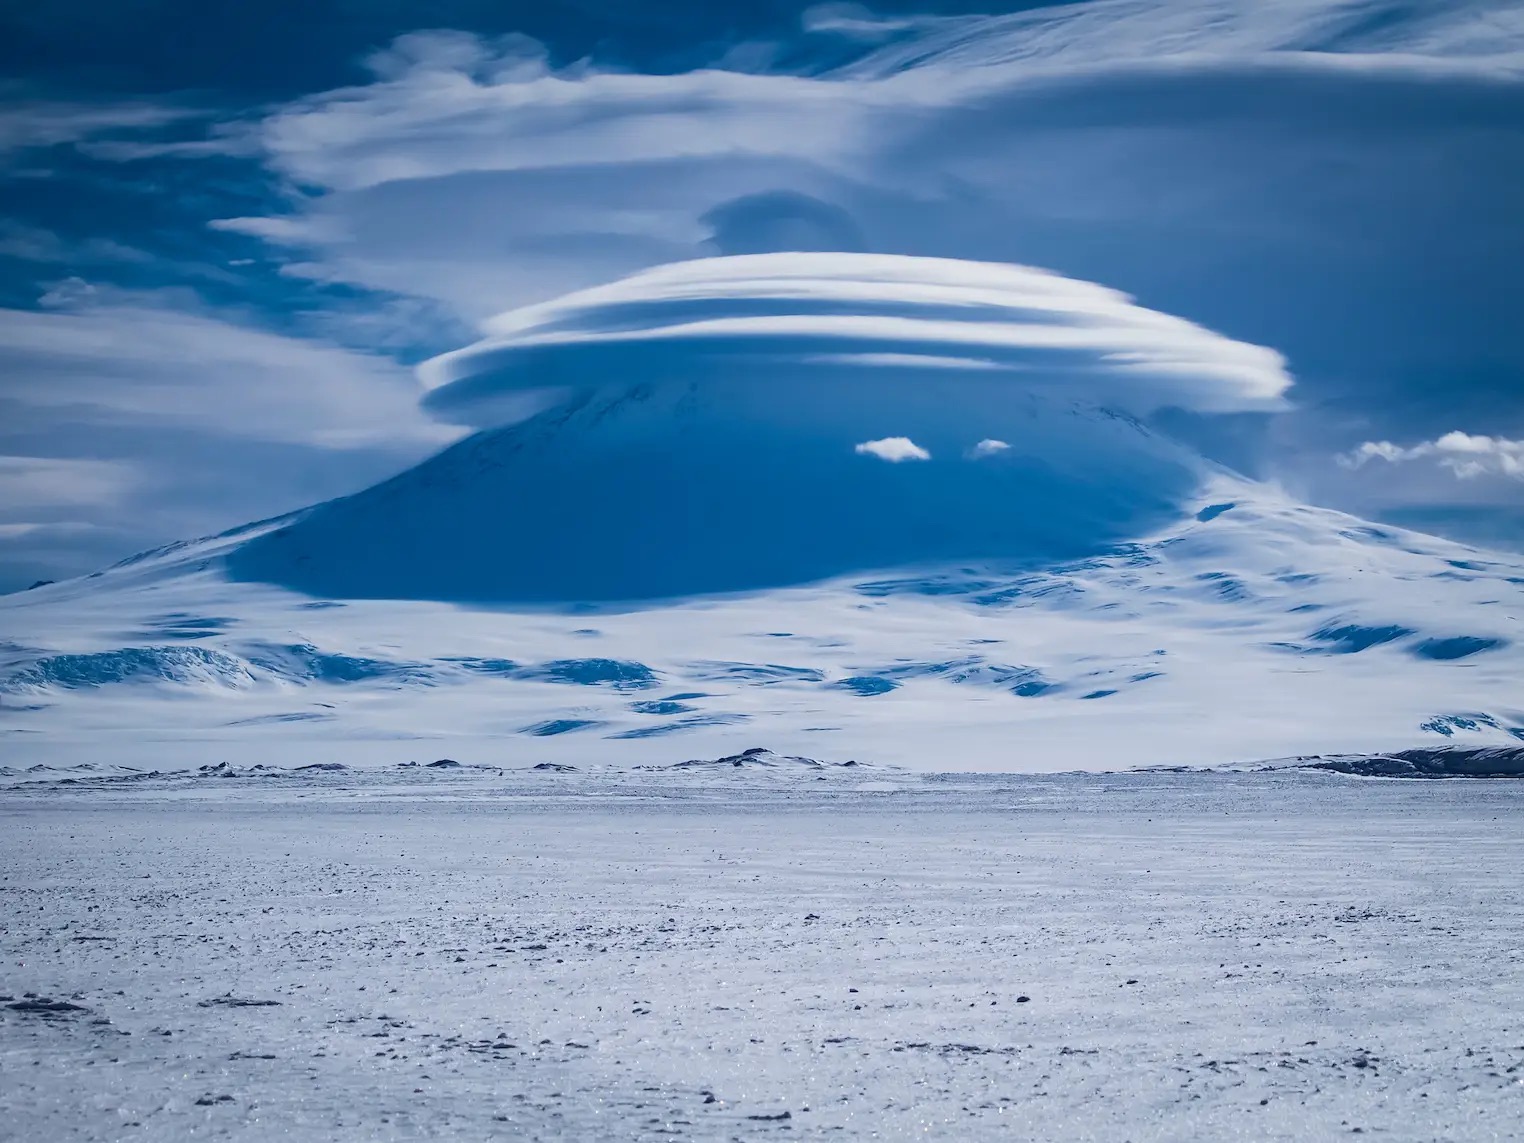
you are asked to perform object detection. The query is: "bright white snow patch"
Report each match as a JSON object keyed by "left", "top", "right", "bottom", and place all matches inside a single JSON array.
[{"left": 855, "top": 436, "right": 930, "bottom": 462}]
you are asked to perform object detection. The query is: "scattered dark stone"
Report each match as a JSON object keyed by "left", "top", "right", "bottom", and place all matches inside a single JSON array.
[
  {"left": 9, "top": 998, "right": 88, "bottom": 1015},
  {"left": 702, "top": 1093, "right": 718, "bottom": 1105},
  {"left": 804, "top": 913, "right": 821, "bottom": 921},
  {"left": 427, "top": 759, "right": 460, "bottom": 768},
  {"left": 197, "top": 996, "right": 282, "bottom": 1008},
  {"left": 194, "top": 1095, "right": 235, "bottom": 1106},
  {"left": 1016, "top": 995, "right": 1031, "bottom": 1003},
  {"left": 26, "top": 580, "right": 56, "bottom": 591},
  {"left": 531, "top": 762, "right": 579, "bottom": 773},
  {"left": 746, "top": 1111, "right": 792, "bottom": 1122},
  {"left": 1302, "top": 746, "right": 1524, "bottom": 779}
]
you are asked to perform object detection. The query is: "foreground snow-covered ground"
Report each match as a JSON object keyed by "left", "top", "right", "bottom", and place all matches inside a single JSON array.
[{"left": 4, "top": 767, "right": 1523, "bottom": 1141}]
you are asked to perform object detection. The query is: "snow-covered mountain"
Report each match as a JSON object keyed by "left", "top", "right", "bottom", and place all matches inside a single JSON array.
[
  {"left": 2, "top": 255, "right": 1519, "bottom": 771},
  {"left": 226, "top": 380, "right": 1209, "bottom": 604}
]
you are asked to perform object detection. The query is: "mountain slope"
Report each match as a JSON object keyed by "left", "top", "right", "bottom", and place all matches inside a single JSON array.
[
  {"left": 3, "top": 462, "right": 1520, "bottom": 771},
  {"left": 227, "top": 381, "right": 1209, "bottom": 603},
  {"left": 2, "top": 252, "right": 1518, "bottom": 771}
]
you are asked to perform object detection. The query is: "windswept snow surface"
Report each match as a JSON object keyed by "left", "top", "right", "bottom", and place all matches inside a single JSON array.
[{"left": 4, "top": 768, "right": 1524, "bottom": 1141}]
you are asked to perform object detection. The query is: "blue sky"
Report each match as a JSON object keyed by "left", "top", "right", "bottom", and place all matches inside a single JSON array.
[{"left": 1, "top": 0, "right": 1522, "bottom": 591}]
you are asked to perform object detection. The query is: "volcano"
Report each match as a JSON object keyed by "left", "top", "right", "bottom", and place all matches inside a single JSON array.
[{"left": 2, "top": 255, "right": 1520, "bottom": 770}]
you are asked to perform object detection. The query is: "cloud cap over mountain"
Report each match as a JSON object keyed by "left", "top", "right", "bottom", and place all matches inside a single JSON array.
[{"left": 418, "top": 253, "right": 1295, "bottom": 428}]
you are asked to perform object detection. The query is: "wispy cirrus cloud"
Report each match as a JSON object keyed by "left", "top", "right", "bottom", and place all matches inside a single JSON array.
[{"left": 0, "top": 97, "right": 204, "bottom": 164}]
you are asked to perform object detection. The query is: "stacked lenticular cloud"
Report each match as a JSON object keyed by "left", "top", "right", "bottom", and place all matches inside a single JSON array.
[
  {"left": 229, "top": 253, "right": 1294, "bottom": 602},
  {"left": 418, "top": 253, "right": 1293, "bottom": 428}
]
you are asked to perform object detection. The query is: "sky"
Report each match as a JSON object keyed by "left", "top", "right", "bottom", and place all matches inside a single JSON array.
[{"left": 1, "top": 0, "right": 1522, "bottom": 592}]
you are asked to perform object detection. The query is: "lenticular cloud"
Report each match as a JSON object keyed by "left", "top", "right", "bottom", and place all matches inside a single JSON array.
[
  {"left": 418, "top": 253, "right": 1293, "bottom": 428},
  {"left": 228, "top": 254, "right": 1296, "bottom": 602}
]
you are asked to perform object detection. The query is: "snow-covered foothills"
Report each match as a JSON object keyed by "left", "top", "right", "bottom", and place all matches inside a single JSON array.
[
  {"left": 3, "top": 472, "right": 1521, "bottom": 771},
  {"left": 4, "top": 765, "right": 1524, "bottom": 1141},
  {"left": 3, "top": 255, "right": 1521, "bottom": 771}
]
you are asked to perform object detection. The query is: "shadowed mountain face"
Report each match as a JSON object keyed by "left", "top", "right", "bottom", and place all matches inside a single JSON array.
[{"left": 226, "top": 378, "right": 1208, "bottom": 604}]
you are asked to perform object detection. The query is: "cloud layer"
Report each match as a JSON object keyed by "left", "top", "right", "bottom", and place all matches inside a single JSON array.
[
  {"left": 1341, "top": 432, "right": 1524, "bottom": 481},
  {"left": 0, "top": 292, "right": 459, "bottom": 590},
  {"left": 418, "top": 252, "right": 1293, "bottom": 428},
  {"left": 196, "top": 2, "right": 1524, "bottom": 554},
  {"left": 6, "top": 0, "right": 1524, "bottom": 585}
]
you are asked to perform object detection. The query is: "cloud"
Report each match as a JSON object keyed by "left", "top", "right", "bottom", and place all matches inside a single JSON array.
[
  {"left": 0, "top": 293, "right": 461, "bottom": 591},
  {"left": 419, "top": 252, "right": 1292, "bottom": 428},
  {"left": 801, "top": 4, "right": 925, "bottom": 42},
  {"left": 855, "top": 436, "right": 929, "bottom": 462},
  {"left": 0, "top": 98, "right": 200, "bottom": 162},
  {"left": 206, "top": 215, "right": 341, "bottom": 245},
  {"left": 0, "top": 456, "right": 136, "bottom": 510},
  {"left": 8, "top": 0, "right": 1524, "bottom": 578},
  {"left": 0, "top": 293, "right": 452, "bottom": 449},
  {"left": 245, "top": 7, "right": 1524, "bottom": 195},
  {"left": 0, "top": 223, "right": 152, "bottom": 266},
  {"left": 1340, "top": 432, "right": 1524, "bottom": 481},
  {"left": 185, "top": 3, "right": 1521, "bottom": 560},
  {"left": 205, "top": 6, "right": 1524, "bottom": 440},
  {"left": 968, "top": 438, "right": 1010, "bottom": 458},
  {"left": 252, "top": 29, "right": 909, "bottom": 195}
]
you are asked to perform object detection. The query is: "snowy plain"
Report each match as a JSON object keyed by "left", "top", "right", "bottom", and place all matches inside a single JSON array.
[{"left": 4, "top": 764, "right": 1524, "bottom": 1141}]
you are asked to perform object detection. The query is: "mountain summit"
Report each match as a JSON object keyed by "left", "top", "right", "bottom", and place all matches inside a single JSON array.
[{"left": 2, "top": 257, "right": 1519, "bottom": 769}]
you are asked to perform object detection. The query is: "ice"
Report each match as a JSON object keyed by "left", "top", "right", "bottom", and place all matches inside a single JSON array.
[{"left": 4, "top": 768, "right": 1523, "bottom": 1140}]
